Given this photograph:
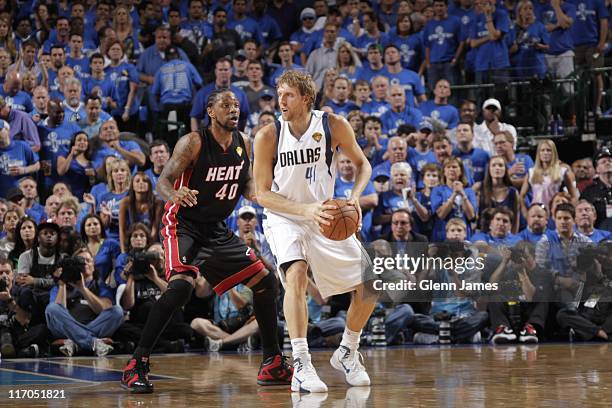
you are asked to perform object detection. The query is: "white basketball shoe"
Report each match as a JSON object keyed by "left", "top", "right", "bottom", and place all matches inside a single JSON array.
[
  {"left": 291, "top": 353, "right": 328, "bottom": 393},
  {"left": 330, "top": 345, "right": 371, "bottom": 386}
]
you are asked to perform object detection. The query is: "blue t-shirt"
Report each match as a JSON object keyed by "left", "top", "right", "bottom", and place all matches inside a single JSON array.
[
  {"left": 0, "top": 140, "right": 37, "bottom": 197},
  {"left": 355, "top": 32, "right": 382, "bottom": 54},
  {"left": 418, "top": 101, "right": 460, "bottom": 129},
  {"left": 361, "top": 99, "right": 391, "bottom": 118},
  {"left": 228, "top": 16, "right": 265, "bottom": 44},
  {"left": 334, "top": 177, "right": 377, "bottom": 242},
  {"left": 66, "top": 56, "right": 90, "bottom": 76},
  {"left": 137, "top": 45, "right": 190, "bottom": 112},
  {"left": 252, "top": 14, "right": 283, "bottom": 47},
  {"left": 380, "top": 107, "right": 423, "bottom": 137},
  {"left": 537, "top": 2, "right": 577, "bottom": 55},
  {"left": 151, "top": 59, "right": 203, "bottom": 106},
  {"left": 91, "top": 182, "right": 110, "bottom": 207},
  {"left": 470, "top": 232, "right": 522, "bottom": 246},
  {"left": 469, "top": 8, "right": 511, "bottom": 70},
  {"left": 373, "top": 190, "right": 414, "bottom": 238},
  {"left": 567, "top": 0, "right": 609, "bottom": 46},
  {"left": 518, "top": 228, "right": 545, "bottom": 244},
  {"left": 0, "top": 90, "right": 33, "bottom": 113},
  {"left": 38, "top": 121, "right": 81, "bottom": 188},
  {"left": 424, "top": 16, "right": 464, "bottom": 63},
  {"left": 26, "top": 203, "right": 46, "bottom": 224},
  {"left": 414, "top": 190, "right": 434, "bottom": 237},
  {"left": 512, "top": 22, "right": 550, "bottom": 79},
  {"left": 382, "top": 30, "right": 424, "bottom": 72},
  {"left": 105, "top": 62, "right": 140, "bottom": 117},
  {"left": 91, "top": 140, "right": 144, "bottom": 173},
  {"left": 583, "top": 228, "right": 611, "bottom": 243},
  {"left": 382, "top": 67, "right": 426, "bottom": 108},
  {"left": 408, "top": 148, "right": 438, "bottom": 188},
  {"left": 57, "top": 153, "right": 94, "bottom": 200},
  {"left": 94, "top": 238, "right": 121, "bottom": 282},
  {"left": 324, "top": 100, "right": 359, "bottom": 117},
  {"left": 82, "top": 76, "right": 116, "bottom": 108},
  {"left": 431, "top": 185, "right": 478, "bottom": 241},
  {"left": 452, "top": 147, "right": 490, "bottom": 183},
  {"left": 451, "top": 7, "right": 477, "bottom": 71},
  {"left": 97, "top": 190, "right": 129, "bottom": 240},
  {"left": 507, "top": 153, "right": 534, "bottom": 183},
  {"left": 144, "top": 168, "right": 162, "bottom": 194},
  {"left": 355, "top": 64, "right": 387, "bottom": 83}
]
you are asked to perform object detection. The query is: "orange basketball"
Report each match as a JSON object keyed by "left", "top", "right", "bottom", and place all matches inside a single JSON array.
[{"left": 320, "top": 199, "right": 359, "bottom": 241}]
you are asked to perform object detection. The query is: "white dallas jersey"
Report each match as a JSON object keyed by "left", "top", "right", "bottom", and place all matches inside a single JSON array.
[{"left": 266, "top": 110, "right": 336, "bottom": 221}]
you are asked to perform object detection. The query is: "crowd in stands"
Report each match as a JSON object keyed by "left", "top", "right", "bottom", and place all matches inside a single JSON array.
[{"left": 0, "top": 0, "right": 611, "bottom": 358}]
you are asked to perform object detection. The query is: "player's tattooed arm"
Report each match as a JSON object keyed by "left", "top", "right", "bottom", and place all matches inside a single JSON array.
[{"left": 157, "top": 132, "right": 201, "bottom": 207}]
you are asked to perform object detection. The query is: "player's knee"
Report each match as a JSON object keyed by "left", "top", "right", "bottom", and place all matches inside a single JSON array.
[
  {"left": 250, "top": 269, "right": 279, "bottom": 297},
  {"left": 166, "top": 277, "right": 194, "bottom": 307},
  {"left": 283, "top": 262, "right": 308, "bottom": 291}
]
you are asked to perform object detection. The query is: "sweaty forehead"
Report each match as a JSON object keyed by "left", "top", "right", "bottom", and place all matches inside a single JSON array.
[{"left": 215, "top": 93, "right": 239, "bottom": 105}]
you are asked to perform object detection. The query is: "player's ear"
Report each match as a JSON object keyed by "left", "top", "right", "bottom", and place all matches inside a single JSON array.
[{"left": 206, "top": 107, "right": 214, "bottom": 120}]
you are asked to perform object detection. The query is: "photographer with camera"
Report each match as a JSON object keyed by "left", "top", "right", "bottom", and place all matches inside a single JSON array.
[
  {"left": 556, "top": 242, "right": 612, "bottom": 341},
  {"left": 114, "top": 243, "right": 191, "bottom": 354},
  {"left": 45, "top": 247, "right": 123, "bottom": 357},
  {"left": 0, "top": 258, "right": 49, "bottom": 357},
  {"left": 488, "top": 241, "right": 552, "bottom": 344},
  {"left": 411, "top": 219, "right": 489, "bottom": 344},
  {"left": 15, "top": 221, "right": 63, "bottom": 326},
  {"left": 535, "top": 203, "right": 593, "bottom": 308},
  {"left": 114, "top": 223, "right": 154, "bottom": 287}
]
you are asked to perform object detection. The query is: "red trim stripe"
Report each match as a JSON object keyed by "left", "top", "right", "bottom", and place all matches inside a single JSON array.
[
  {"left": 161, "top": 168, "right": 199, "bottom": 281},
  {"left": 213, "top": 260, "right": 264, "bottom": 295}
]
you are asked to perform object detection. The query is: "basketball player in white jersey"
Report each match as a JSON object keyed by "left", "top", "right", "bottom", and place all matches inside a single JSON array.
[{"left": 253, "top": 70, "right": 377, "bottom": 393}]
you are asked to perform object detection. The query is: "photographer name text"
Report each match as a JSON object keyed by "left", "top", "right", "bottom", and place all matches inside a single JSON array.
[{"left": 373, "top": 279, "right": 499, "bottom": 291}]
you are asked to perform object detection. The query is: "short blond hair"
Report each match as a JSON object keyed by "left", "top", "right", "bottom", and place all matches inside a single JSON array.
[
  {"left": 277, "top": 70, "right": 316, "bottom": 110},
  {"left": 445, "top": 217, "right": 467, "bottom": 232}
]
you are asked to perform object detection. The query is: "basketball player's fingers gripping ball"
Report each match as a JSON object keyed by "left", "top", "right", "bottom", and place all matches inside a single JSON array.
[
  {"left": 315, "top": 201, "right": 337, "bottom": 227},
  {"left": 320, "top": 199, "right": 360, "bottom": 241}
]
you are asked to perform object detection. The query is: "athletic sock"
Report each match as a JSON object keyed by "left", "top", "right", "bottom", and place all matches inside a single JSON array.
[
  {"left": 340, "top": 328, "right": 362, "bottom": 352},
  {"left": 291, "top": 337, "right": 309, "bottom": 358},
  {"left": 133, "top": 279, "right": 193, "bottom": 361}
]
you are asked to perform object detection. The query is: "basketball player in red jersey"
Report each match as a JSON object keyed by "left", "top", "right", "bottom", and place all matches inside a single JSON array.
[
  {"left": 121, "top": 90, "right": 292, "bottom": 393},
  {"left": 254, "top": 71, "right": 377, "bottom": 393}
]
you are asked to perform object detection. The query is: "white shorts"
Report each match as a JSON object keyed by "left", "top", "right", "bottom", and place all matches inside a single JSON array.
[{"left": 263, "top": 213, "right": 370, "bottom": 298}]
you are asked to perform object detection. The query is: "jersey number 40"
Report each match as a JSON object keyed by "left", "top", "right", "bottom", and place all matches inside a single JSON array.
[{"left": 215, "top": 183, "right": 239, "bottom": 200}]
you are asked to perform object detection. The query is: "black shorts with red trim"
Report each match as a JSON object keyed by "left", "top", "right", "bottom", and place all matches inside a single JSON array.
[{"left": 161, "top": 217, "right": 263, "bottom": 295}]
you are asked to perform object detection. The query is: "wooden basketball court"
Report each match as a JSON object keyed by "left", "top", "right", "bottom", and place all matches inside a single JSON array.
[{"left": 0, "top": 343, "right": 609, "bottom": 407}]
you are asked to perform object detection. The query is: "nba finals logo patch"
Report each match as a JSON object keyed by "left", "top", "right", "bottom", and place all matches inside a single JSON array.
[
  {"left": 312, "top": 132, "right": 322, "bottom": 142},
  {"left": 236, "top": 146, "right": 243, "bottom": 156}
]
